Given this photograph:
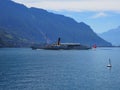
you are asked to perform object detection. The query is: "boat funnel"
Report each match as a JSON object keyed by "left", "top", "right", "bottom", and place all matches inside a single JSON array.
[{"left": 57, "top": 37, "right": 61, "bottom": 45}]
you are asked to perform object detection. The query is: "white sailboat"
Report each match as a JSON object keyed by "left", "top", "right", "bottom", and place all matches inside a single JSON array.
[{"left": 107, "top": 58, "right": 112, "bottom": 67}]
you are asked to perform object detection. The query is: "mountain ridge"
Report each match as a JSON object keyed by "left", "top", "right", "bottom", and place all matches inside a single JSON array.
[
  {"left": 0, "top": 0, "right": 112, "bottom": 47},
  {"left": 99, "top": 26, "right": 120, "bottom": 46}
]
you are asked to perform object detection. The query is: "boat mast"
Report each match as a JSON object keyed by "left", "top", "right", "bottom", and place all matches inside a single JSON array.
[{"left": 109, "top": 59, "right": 111, "bottom": 65}]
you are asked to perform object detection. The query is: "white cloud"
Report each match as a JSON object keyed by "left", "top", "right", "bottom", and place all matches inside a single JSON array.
[
  {"left": 13, "top": 0, "right": 120, "bottom": 12},
  {"left": 91, "top": 12, "right": 108, "bottom": 19}
]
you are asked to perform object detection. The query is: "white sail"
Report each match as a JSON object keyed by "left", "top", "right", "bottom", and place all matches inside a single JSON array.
[{"left": 107, "top": 59, "right": 112, "bottom": 67}]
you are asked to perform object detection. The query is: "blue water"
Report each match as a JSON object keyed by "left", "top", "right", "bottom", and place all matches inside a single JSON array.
[{"left": 0, "top": 48, "right": 120, "bottom": 90}]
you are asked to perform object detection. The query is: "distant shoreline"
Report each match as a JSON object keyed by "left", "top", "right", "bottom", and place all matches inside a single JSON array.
[{"left": 0, "top": 46, "right": 120, "bottom": 48}]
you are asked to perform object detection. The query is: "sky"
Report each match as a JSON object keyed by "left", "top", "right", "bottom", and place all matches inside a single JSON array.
[{"left": 13, "top": 0, "right": 120, "bottom": 33}]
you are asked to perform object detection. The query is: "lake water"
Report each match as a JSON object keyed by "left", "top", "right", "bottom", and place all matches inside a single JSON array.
[{"left": 0, "top": 48, "right": 120, "bottom": 90}]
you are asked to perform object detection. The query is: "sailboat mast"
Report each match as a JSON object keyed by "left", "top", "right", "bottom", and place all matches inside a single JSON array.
[{"left": 109, "top": 59, "right": 111, "bottom": 65}]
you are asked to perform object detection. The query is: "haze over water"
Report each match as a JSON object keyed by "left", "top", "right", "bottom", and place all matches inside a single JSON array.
[{"left": 0, "top": 48, "right": 120, "bottom": 90}]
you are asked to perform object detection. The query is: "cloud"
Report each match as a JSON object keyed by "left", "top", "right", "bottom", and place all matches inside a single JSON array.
[
  {"left": 13, "top": 0, "right": 120, "bottom": 12},
  {"left": 91, "top": 12, "right": 108, "bottom": 19}
]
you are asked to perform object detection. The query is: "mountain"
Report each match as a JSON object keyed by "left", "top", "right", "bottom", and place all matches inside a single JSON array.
[
  {"left": 99, "top": 26, "right": 120, "bottom": 46},
  {"left": 0, "top": 0, "right": 112, "bottom": 47},
  {"left": 0, "top": 27, "right": 33, "bottom": 47}
]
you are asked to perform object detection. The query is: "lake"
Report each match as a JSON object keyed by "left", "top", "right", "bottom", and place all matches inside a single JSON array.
[{"left": 0, "top": 48, "right": 120, "bottom": 90}]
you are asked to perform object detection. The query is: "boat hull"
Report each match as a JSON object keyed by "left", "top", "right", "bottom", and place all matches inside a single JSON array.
[{"left": 32, "top": 44, "right": 91, "bottom": 50}]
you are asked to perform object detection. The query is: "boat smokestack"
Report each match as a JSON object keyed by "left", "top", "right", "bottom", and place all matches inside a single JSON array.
[{"left": 57, "top": 37, "right": 61, "bottom": 45}]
